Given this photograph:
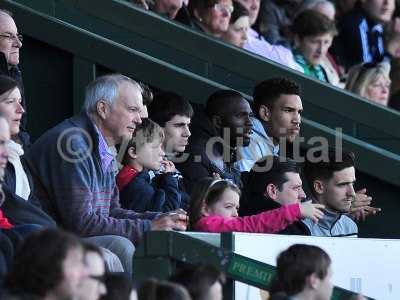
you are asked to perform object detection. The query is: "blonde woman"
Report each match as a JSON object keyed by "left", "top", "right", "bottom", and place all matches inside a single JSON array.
[{"left": 345, "top": 62, "right": 391, "bottom": 106}]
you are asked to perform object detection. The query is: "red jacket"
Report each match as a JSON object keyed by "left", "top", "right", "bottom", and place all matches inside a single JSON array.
[
  {"left": 194, "top": 203, "right": 301, "bottom": 233},
  {"left": 116, "top": 165, "right": 140, "bottom": 191},
  {"left": 0, "top": 209, "right": 13, "bottom": 229}
]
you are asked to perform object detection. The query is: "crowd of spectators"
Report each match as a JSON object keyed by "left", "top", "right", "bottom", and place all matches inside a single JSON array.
[
  {"left": 0, "top": 1, "right": 392, "bottom": 300},
  {"left": 129, "top": 0, "right": 400, "bottom": 110}
]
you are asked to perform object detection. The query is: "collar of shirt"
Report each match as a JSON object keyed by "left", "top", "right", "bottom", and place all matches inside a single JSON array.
[
  {"left": 93, "top": 125, "right": 115, "bottom": 173},
  {"left": 251, "top": 117, "right": 280, "bottom": 156},
  {"left": 294, "top": 52, "right": 327, "bottom": 82}
]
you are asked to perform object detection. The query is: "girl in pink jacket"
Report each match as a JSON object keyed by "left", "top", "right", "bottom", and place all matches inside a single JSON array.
[{"left": 189, "top": 178, "right": 324, "bottom": 233}]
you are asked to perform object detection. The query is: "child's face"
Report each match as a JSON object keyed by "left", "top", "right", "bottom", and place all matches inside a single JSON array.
[
  {"left": 296, "top": 33, "right": 333, "bottom": 66},
  {"left": 135, "top": 139, "right": 165, "bottom": 171},
  {"left": 204, "top": 188, "right": 240, "bottom": 218}
]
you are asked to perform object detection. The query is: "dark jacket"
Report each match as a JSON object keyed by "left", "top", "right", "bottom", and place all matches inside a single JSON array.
[
  {"left": 176, "top": 111, "right": 242, "bottom": 193},
  {"left": 1, "top": 162, "right": 56, "bottom": 228},
  {"left": 25, "top": 112, "right": 156, "bottom": 243},
  {"left": 330, "top": 3, "right": 388, "bottom": 69},
  {"left": 240, "top": 172, "right": 310, "bottom": 235},
  {"left": 119, "top": 169, "right": 186, "bottom": 213},
  {"left": 0, "top": 53, "right": 30, "bottom": 148}
]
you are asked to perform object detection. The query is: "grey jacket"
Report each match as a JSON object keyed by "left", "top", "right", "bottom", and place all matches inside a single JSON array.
[{"left": 302, "top": 208, "right": 358, "bottom": 237}]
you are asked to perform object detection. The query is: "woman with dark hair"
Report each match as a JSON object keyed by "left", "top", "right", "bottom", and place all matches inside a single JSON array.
[
  {"left": 0, "top": 115, "right": 14, "bottom": 281},
  {"left": 183, "top": 0, "right": 233, "bottom": 38},
  {"left": 4, "top": 229, "right": 88, "bottom": 299},
  {"left": 0, "top": 75, "right": 55, "bottom": 234}
]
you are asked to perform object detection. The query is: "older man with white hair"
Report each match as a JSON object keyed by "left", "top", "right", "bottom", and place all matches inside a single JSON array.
[
  {"left": 25, "top": 74, "right": 187, "bottom": 277},
  {"left": 0, "top": 9, "right": 29, "bottom": 146}
]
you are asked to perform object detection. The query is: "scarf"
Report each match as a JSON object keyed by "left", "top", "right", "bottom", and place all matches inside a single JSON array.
[{"left": 7, "top": 140, "right": 30, "bottom": 200}]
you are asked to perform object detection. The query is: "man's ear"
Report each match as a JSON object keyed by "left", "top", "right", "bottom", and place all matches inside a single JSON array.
[
  {"left": 306, "top": 273, "right": 320, "bottom": 290},
  {"left": 211, "top": 115, "right": 222, "bottom": 130},
  {"left": 259, "top": 105, "right": 271, "bottom": 122},
  {"left": 313, "top": 180, "right": 325, "bottom": 195},
  {"left": 96, "top": 100, "right": 109, "bottom": 120},
  {"left": 264, "top": 183, "right": 278, "bottom": 200}
]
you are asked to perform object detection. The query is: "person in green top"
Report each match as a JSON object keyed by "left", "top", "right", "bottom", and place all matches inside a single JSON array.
[{"left": 291, "top": 10, "right": 337, "bottom": 83}]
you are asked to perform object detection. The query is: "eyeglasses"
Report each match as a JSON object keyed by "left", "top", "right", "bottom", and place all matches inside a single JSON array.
[
  {"left": 0, "top": 33, "right": 23, "bottom": 43},
  {"left": 213, "top": 3, "right": 234, "bottom": 14}
]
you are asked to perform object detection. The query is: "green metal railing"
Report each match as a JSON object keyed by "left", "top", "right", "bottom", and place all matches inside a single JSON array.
[
  {"left": 134, "top": 231, "right": 374, "bottom": 300},
  {"left": 17, "top": 0, "right": 400, "bottom": 154}
]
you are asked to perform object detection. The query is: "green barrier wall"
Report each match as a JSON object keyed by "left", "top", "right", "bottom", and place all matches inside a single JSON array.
[{"left": 134, "top": 232, "right": 374, "bottom": 300}]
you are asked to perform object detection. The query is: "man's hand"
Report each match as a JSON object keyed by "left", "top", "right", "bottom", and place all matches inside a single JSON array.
[
  {"left": 350, "top": 189, "right": 381, "bottom": 222},
  {"left": 150, "top": 209, "right": 188, "bottom": 231},
  {"left": 299, "top": 201, "right": 325, "bottom": 223}
]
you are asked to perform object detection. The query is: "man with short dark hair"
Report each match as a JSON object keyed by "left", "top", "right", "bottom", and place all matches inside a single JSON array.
[
  {"left": 177, "top": 90, "right": 252, "bottom": 191},
  {"left": 303, "top": 148, "right": 358, "bottom": 237},
  {"left": 148, "top": 91, "right": 193, "bottom": 157},
  {"left": 241, "top": 156, "right": 310, "bottom": 235},
  {"left": 237, "top": 78, "right": 302, "bottom": 172},
  {"left": 272, "top": 244, "right": 333, "bottom": 300},
  {"left": 147, "top": 91, "right": 193, "bottom": 206}
]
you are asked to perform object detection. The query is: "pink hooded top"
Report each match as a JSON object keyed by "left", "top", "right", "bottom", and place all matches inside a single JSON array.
[{"left": 194, "top": 203, "right": 301, "bottom": 233}]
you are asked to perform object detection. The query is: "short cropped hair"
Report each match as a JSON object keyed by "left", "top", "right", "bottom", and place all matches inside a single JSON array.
[
  {"left": 276, "top": 244, "right": 331, "bottom": 296},
  {"left": 292, "top": 10, "right": 337, "bottom": 39},
  {"left": 148, "top": 92, "right": 193, "bottom": 127},
  {"left": 0, "top": 9, "right": 13, "bottom": 18},
  {"left": 83, "top": 74, "right": 141, "bottom": 115},
  {"left": 247, "top": 156, "right": 301, "bottom": 196},
  {"left": 6, "top": 229, "right": 82, "bottom": 297},
  {"left": 205, "top": 89, "right": 243, "bottom": 118},
  {"left": 253, "top": 78, "right": 301, "bottom": 113},
  {"left": 304, "top": 148, "right": 355, "bottom": 197},
  {"left": 170, "top": 264, "right": 226, "bottom": 300}
]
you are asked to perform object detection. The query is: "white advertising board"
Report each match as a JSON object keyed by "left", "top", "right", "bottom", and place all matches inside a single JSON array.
[{"left": 232, "top": 233, "right": 399, "bottom": 300}]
